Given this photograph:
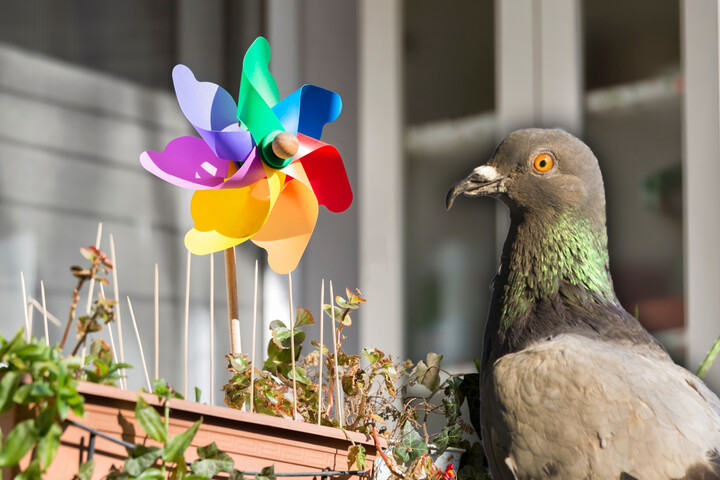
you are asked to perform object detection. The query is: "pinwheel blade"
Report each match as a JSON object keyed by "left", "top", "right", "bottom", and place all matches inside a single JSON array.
[
  {"left": 237, "top": 36, "right": 284, "bottom": 145},
  {"left": 272, "top": 85, "right": 342, "bottom": 140}
]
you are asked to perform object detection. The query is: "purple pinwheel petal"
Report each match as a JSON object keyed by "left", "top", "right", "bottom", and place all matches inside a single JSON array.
[
  {"left": 272, "top": 85, "right": 342, "bottom": 140},
  {"left": 220, "top": 147, "right": 267, "bottom": 189},
  {"left": 172, "top": 64, "right": 254, "bottom": 162},
  {"left": 140, "top": 136, "right": 229, "bottom": 190},
  {"left": 140, "top": 136, "right": 267, "bottom": 191}
]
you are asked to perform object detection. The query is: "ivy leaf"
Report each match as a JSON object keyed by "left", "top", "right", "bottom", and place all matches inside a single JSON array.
[
  {"left": 256, "top": 466, "right": 277, "bottom": 480},
  {"left": 392, "top": 425, "right": 428, "bottom": 466},
  {"left": 294, "top": 308, "right": 314, "bottom": 327},
  {"left": 191, "top": 442, "right": 234, "bottom": 476},
  {"left": 77, "top": 460, "right": 95, "bottom": 480},
  {"left": 125, "top": 445, "right": 162, "bottom": 476},
  {"left": 135, "top": 396, "right": 167, "bottom": 443},
  {"left": 433, "top": 424, "right": 463, "bottom": 455},
  {"left": 163, "top": 418, "right": 202, "bottom": 463},
  {"left": 0, "top": 418, "right": 37, "bottom": 466},
  {"left": 229, "top": 469, "right": 245, "bottom": 480},
  {"left": 36, "top": 422, "right": 62, "bottom": 471}
]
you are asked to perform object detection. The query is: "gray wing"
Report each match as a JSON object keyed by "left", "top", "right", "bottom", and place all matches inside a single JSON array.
[{"left": 481, "top": 334, "right": 720, "bottom": 480}]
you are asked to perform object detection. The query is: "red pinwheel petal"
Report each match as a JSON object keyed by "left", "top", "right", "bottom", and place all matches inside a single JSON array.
[{"left": 292, "top": 133, "right": 353, "bottom": 213}]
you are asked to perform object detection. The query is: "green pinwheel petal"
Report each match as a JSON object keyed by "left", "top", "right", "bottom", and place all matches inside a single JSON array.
[{"left": 238, "top": 36, "right": 284, "bottom": 145}]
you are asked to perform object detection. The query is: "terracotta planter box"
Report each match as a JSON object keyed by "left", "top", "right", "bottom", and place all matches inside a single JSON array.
[{"left": 1, "top": 382, "right": 382, "bottom": 480}]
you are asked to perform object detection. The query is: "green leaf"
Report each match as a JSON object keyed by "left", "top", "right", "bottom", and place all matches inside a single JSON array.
[
  {"left": 134, "top": 468, "right": 165, "bottom": 480},
  {"left": 362, "top": 348, "right": 381, "bottom": 365},
  {"left": 76, "top": 460, "right": 95, "bottom": 480},
  {"left": 433, "top": 424, "right": 463, "bottom": 455},
  {"left": 14, "top": 458, "right": 42, "bottom": 480},
  {"left": 163, "top": 419, "right": 202, "bottom": 463},
  {"left": 0, "top": 419, "right": 37, "bottom": 466},
  {"left": 393, "top": 424, "right": 428, "bottom": 466},
  {"left": 256, "top": 465, "right": 276, "bottom": 480},
  {"left": 347, "top": 444, "right": 366, "bottom": 470},
  {"left": 0, "top": 371, "right": 22, "bottom": 413},
  {"left": 192, "top": 442, "right": 234, "bottom": 476},
  {"left": 36, "top": 422, "right": 62, "bottom": 471},
  {"left": 125, "top": 446, "right": 162, "bottom": 476},
  {"left": 323, "top": 305, "right": 345, "bottom": 323},
  {"left": 135, "top": 396, "right": 167, "bottom": 443},
  {"left": 229, "top": 469, "right": 245, "bottom": 480},
  {"left": 294, "top": 308, "right": 314, "bottom": 327},
  {"left": 194, "top": 387, "right": 202, "bottom": 403}
]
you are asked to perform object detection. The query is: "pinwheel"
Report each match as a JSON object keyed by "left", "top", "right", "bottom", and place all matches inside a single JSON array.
[{"left": 140, "top": 37, "right": 352, "bottom": 275}]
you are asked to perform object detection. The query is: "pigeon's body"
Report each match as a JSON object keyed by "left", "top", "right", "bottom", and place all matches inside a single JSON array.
[{"left": 447, "top": 129, "right": 720, "bottom": 479}]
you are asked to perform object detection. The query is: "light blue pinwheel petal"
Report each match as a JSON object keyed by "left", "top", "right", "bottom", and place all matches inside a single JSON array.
[
  {"left": 272, "top": 85, "right": 342, "bottom": 140},
  {"left": 172, "top": 64, "right": 254, "bottom": 162}
]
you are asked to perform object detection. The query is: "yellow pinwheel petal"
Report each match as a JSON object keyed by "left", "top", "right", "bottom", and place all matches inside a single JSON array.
[
  {"left": 185, "top": 165, "right": 284, "bottom": 255},
  {"left": 252, "top": 164, "right": 318, "bottom": 274}
]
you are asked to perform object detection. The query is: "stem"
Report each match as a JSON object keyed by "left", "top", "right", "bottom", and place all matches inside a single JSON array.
[
  {"left": 697, "top": 333, "right": 720, "bottom": 379},
  {"left": 61, "top": 277, "right": 86, "bottom": 350},
  {"left": 373, "top": 426, "right": 405, "bottom": 479}
]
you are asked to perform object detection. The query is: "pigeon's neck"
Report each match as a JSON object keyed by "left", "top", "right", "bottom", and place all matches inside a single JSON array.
[{"left": 493, "top": 209, "right": 618, "bottom": 342}]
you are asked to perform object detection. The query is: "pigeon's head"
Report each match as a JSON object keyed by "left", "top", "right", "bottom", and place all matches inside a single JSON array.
[{"left": 446, "top": 128, "right": 605, "bottom": 220}]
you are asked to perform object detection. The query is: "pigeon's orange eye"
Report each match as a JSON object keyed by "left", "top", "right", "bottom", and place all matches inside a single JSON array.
[{"left": 533, "top": 153, "right": 554, "bottom": 173}]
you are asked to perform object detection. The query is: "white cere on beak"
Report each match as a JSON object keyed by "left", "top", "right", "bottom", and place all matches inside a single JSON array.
[{"left": 473, "top": 165, "right": 500, "bottom": 181}]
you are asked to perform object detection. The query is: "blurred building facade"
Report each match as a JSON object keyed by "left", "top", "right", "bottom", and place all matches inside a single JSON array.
[{"left": 1, "top": 0, "right": 718, "bottom": 396}]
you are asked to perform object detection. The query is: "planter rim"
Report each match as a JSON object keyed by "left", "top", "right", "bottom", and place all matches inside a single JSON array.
[{"left": 76, "top": 381, "right": 382, "bottom": 447}]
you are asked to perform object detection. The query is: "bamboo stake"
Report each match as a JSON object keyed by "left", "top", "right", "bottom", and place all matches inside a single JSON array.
[
  {"left": 99, "top": 284, "right": 120, "bottom": 369},
  {"left": 225, "top": 247, "right": 241, "bottom": 355},
  {"left": 318, "top": 279, "right": 325, "bottom": 425},
  {"left": 289, "top": 271, "right": 297, "bottom": 420},
  {"left": 27, "top": 302, "right": 34, "bottom": 341},
  {"left": 82, "top": 222, "right": 103, "bottom": 369},
  {"left": 28, "top": 298, "right": 62, "bottom": 327},
  {"left": 209, "top": 253, "right": 214, "bottom": 405},
  {"left": 184, "top": 250, "right": 192, "bottom": 399},
  {"left": 110, "top": 234, "right": 127, "bottom": 390},
  {"left": 330, "top": 281, "right": 342, "bottom": 426},
  {"left": 41, "top": 281, "right": 49, "bottom": 347},
  {"left": 20, "top": 272, "right": 29, "bottom": 341},
  {"left": 127, "top": 297, "right": 152, "bottom": 392},
  {"left": 84, "top": 223, "right": 103, "bottom": 314},
  {"left": 250, "top": 259, "right": 259, "bottom": 413},
  {"left": 154, "top": 263, "right": 159, "bottom": 380}
]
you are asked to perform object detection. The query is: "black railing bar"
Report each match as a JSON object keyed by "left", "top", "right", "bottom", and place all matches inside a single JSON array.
[
  {"left": 65, "top": 418, "right": 136, "bottom": 450},
  {"left": 240, "top": 470, "right": 367, "bottom": 477}
]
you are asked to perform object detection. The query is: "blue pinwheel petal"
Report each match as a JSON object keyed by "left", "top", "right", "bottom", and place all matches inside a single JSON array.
[
  {"left": 272, "top": 85, "right": 342, "bottom": 140},
  {"left": 172, "top": 64, "right": 254, "bottom": 162}
]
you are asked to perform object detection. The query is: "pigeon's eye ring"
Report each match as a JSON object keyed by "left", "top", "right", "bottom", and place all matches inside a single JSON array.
[{"left": 533, "top": 153, "right": 554, "bottom": 173}]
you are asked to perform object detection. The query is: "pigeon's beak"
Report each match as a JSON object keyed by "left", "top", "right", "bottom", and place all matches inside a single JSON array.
[{"left": 446, "top": 165, "right": 507, "bottom": 210}]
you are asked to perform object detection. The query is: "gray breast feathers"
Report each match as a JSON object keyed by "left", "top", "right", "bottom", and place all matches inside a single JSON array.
[{"left": 481, "top": 334, "right": 720, "bottom": 480}]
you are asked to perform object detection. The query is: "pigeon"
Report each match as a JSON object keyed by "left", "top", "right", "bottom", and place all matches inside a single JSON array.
[{"left": 446, "top": 128, "right": 720, "bottom": 479}]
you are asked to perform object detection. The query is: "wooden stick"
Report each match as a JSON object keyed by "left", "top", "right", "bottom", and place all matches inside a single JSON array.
[
  {"left": 28, "top": 298, "right": 62, "bottom": 327},
  {"left": 289, "top": 271, "right": 297, "bottom": 420},
  {"left": 99, "top": 284, "right": 120, "bottom": 369},
  {"left": 110, "top": 234, "right": 127, "bottom": 390},
  {"left": 154, "top": 263, "right": 159, "bottom": 380},
  {"left": 224, "top": 247, "right": 241, "bottom": 355},
  {"left": 250, "top": 259, "right": 259, "bottom": 413},
  {"left": 209, "top": 253, "right": 215, "bottom": 405},
  {"left": 84, "top": 222, "right": 103, "bottom": 315},
  {"left": 20, "top": 272, "right": 29, "bottom": 341},
  {"left": 184, "top": 249, "right": 192, "bottom": 399},
  {"left": 318, "top": 278, "right": 325, "bottom": 425},
  {"left": 330, "top": 281, "right": 342, "bottom": 426},
  {"left": 27, "top": 302, "right": 34, "bottom": 341},
  {"left": 127, "top": 296, "right": 152, "bottom": 392},
  {"left": 41, "top": 281, "right": 49, "bottom": 347}
]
